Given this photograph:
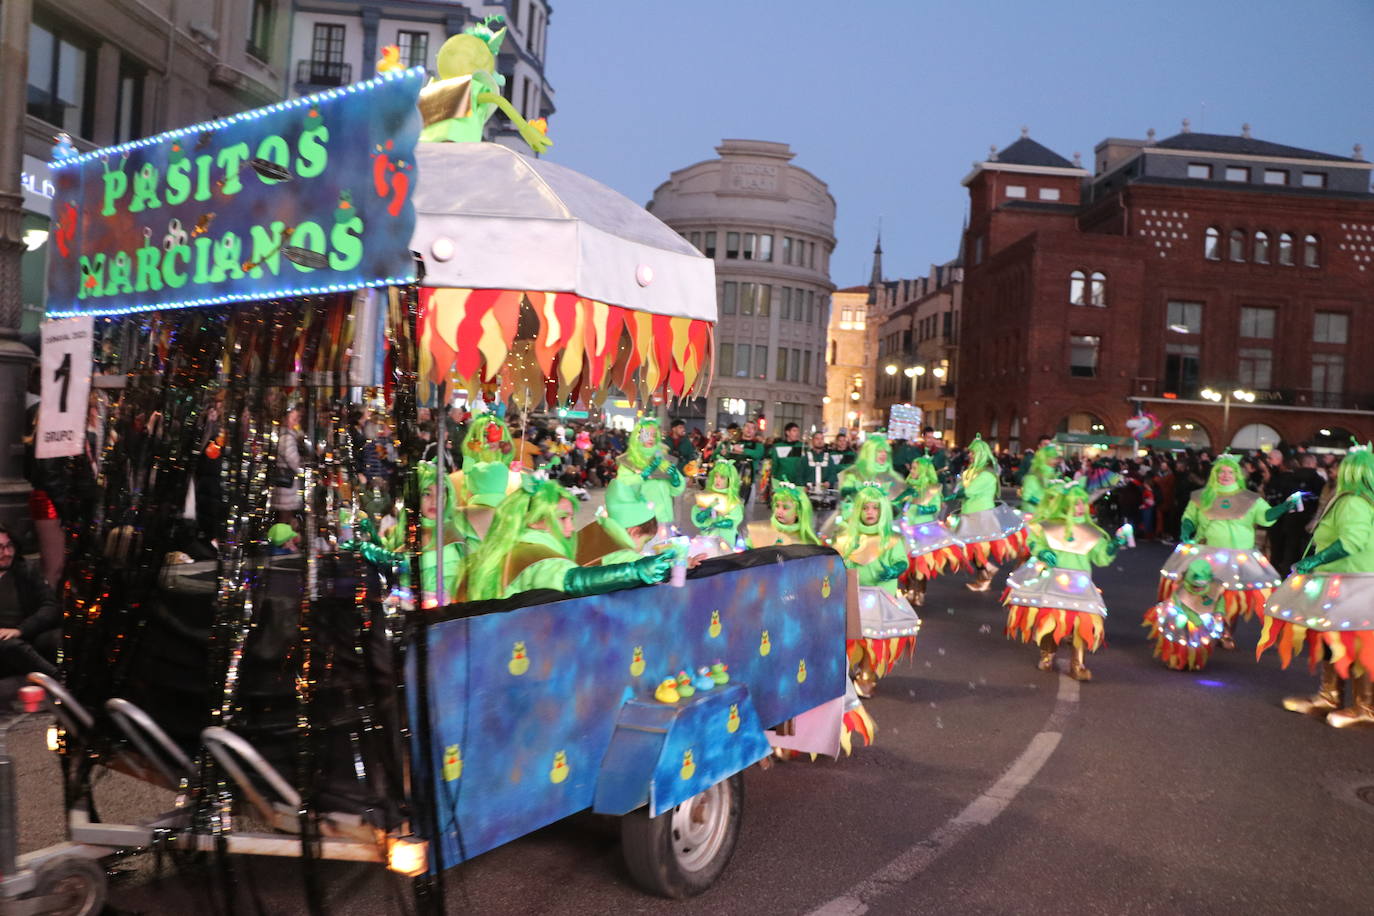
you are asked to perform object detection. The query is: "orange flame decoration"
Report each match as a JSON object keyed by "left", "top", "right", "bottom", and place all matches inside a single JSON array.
[{"left": 418, "top": 287, "right": 712, "bottom": 404}]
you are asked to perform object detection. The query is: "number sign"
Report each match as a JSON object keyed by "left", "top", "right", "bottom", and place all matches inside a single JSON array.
[{"left": 36, "top": 316, "right": 95, "bottom": 458}]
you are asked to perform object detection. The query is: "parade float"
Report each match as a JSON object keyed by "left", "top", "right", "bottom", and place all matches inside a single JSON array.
[{"left": 2, "top": 24, "right": 849, "bottom": 913}]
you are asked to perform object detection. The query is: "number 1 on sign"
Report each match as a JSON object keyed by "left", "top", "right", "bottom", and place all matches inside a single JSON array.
[{"left": 53, "top": 353, "right": 71, "bottom": 413}]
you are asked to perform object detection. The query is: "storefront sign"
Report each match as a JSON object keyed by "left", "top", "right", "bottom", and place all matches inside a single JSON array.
[
  {"left": 45, "top": 68, "right": 424, "bottom": 317},
  {"left": 21, "top": 155, "right": 56, "bottom": 215},
  {"left": 887, "top": 403, "right": 923, "bottom": 441},
  {"left": 36, "top": 316, "right": 95, "bottom": 458}
]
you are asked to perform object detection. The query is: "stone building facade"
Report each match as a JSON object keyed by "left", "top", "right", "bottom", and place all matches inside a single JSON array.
[
  {"left": 874, "top": 260, "right": 962, "bottom": 442},
  {"left": 649, "top": 139, "right": 836, "bottom": 433},
  {"left": 958, "top": 126, "right": 1374, "bottom": 453}
]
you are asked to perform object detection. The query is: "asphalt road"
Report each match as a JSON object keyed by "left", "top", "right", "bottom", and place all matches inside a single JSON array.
[{"left": 8, "top": 521, "right": 1374, "bottom": 914}]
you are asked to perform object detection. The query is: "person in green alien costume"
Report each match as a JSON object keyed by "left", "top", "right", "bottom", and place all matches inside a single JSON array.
[
  {"left": 465, "top": 477, "right": 672, "bottom": 601},
  {"left": 836, "top": 433, "right": 904, "bottom": 499},
  {"left": 1156, "top": 452, "right": 1301, "bottom": 629},
  {"left": 1019, "top": 442, "right": 1063, "bottom": 514},
  {"left": 1004, "top": 482, "right": 1130, "bottom": 681},
  {"left": 1259, "top": 445, "right": 1374, "bottom": 728},
  {"left": 834, "top": 482, "right": 921, "bottom": 697},
  {"left": 893, "top": 453, "right": 964, "bottom": 606},
  {"left": 608, "top": 417, "right": 684, "bottom": 527},
  {"left": 690, "top": 460, "right": 746, "bottom": 549},
  {"left": 745, "top": 481, "right": 823, "bottom": 548},
  {"left": 417, "top": 16, "right": 552, "bottom": 153},
  {"left": 576, "top": 478, "right": 668, "bottom": 567},
  {"left": 948, "top": 434, "right": 1029, "bottom": 592},
  {"left": 1144, "top": 557, "right": 1230, "bottom": 671},
  {"left": 451, "top": 412, "right": 521, "bottom": 543}
]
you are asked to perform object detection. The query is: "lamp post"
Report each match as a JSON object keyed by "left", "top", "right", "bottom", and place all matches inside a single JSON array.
[
  {"left": 1200, "top": 386, "right": 1255, "bottom": 447},
  {"left": 885, "top": 362, "right": 925, "bottom": 404}
]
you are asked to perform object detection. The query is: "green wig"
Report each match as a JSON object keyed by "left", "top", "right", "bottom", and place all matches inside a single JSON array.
[
  {"left": 1037, "top": 481, "right": 1107, "bottom": 543},
  {"left": 1199, "top": 453, "right": 1244, "bottom": 510},
  {"left": 624, "top": 417, "right": 664, "bottom": 471},
  {"left": 465, "top": 476, "right": 573, "bottom": 601},
  {"left": 770, "top": 482, "right": 821, "bottom": 545},
  {"left": 1027, "top": 443, "right": 1061, "bottom": 484},
  {"left": 705, "top": 459, "right": 741, "bottom": 497},
  {"left": 1336, "top": 446, "right": 1374, "bottom": 507},
  {"left": 853, "top": 433, "right": 896, "bottom": 479},
  {"left": 462, "top": 412, "right": 514, "bottom": 466},
  {"left": 840, "top": 482, "right": 895, "bottom": 543},
  {"left": 905, "top": 454, "right": 939, "bottom": 490},
  {"left": 961, "top": 434, "right": 994, "bottom": 488}
]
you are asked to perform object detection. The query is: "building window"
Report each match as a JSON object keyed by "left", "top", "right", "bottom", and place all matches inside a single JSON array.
[
  {"left": 973, "top": 236, "right": 984, "bottom": 265},
  {"left": 803, "top": 350, "right": 812, "bottom": 384},
  {"left": 1038, "top": 187, "right": 1061, "bottom": 201},
  {"left": 733, "top": 345, "right": 751, "bottom": 378},
  {"left": 27, "top": 22, "right": 93, "bottom": 136},
  {"left": 1277, "top": 232, "right": 1294, "bottom": 265},
  {"left": 1225, "top": 166, "right": 1250, "bottom": 182},
  {"left": 840, "top": 308, "right": 853, "bottom": 326},
  {"left": 689, "top": 231, "right": 701, "bottom": 252},
  {"left": 776, "top": 348, "right": 788, "bottom": 381},
  {"left": 1253, "top": 230, "right": 1270, "bottom": 263},
  {"left": 1068, "top": 270, "right": 1086, "bottom": 305},
  {"left": 1167, "top": 300, "right": 1203, "bottom": 334},
  {"left": 114, "top": 58, "right": 145, "bottom": 144},
  {"left": 704, "top": 232, "right": 716, "bottom": 258},
  {"left": 1005, "top": 185, "right": 1027, "bottom": 199},
  {"left": 248, "top": 0, "right": 274, "bottom": 59},
  {"left": 721, "top": 281, "right": 737, "bottom": 315},
  {"left": 757, "top": 234, "right": 773, "bottom": 262},
  {"left": 717, "top": 343, "right": 733, "bottom": 377},
  {"left": 1312, "top": 354, "right": 1345, "bottom": 407},
  {"left": 809, "top": 243, "right": 816, "bottom": 269},
  {"left": 1238, "top": 347, "right": 1273, "bottom": 389},
  {"left": 1301, "top": 172, "right": 1327, "bottom": 189},
  {"left": 1165, "top": 343, "right": 1201, "bottom": 398},
  {"left": 742, "top": 233, "right": 756, "bottom": 260},
  {"left": 757, "top": 284, "right": 771, "bottom": 317},
  {"left": 790, "top": 348, "right": 802, "bottom": 383},
  {"left": 1240, "top": 306, "right": 1275, "bottom": 338},
  {"left": 1090, "top": 271, "right": 1106, "bottom": 307},
  {"left": 307, "top": 23, "right": 347, "bottom": 84},
  {"left": 781, "top": 237, "right": 792, "bottom": 264},
  {"left": 725, "top": 232, "right": 740, "bottom": 259},
  {"left": 829, "top": 341, "right": 837, "bottom": 365},
  {"left": 780, "top": 288, "right": 791, "bottom": 320},
  {"left": 754, "top": 345, "right": 768, "bottom": 380},
  {"left": 1229, "top": 229, "right": 1246, "bottom": 262},
  {"left": 397, "top": 30, "right": 429, "bottom": 69},
  {"left": 1069, "top": 335, "right": 1099, "bottom": 377},
  {"left": 1314, "top": 311, "right": 1348, "bottom": 344},
  {"left": 1263, "top": 169, "right": 1288, "bottom": 186},
  {"left": 1187, "top": 163, "right": 1212, "bottom": 179},
  {"left": 1304, "top": 233, "right": 1320, "bottom": 268},
  {"left": 739, "top": 283, "right": 755, "bottom": 316},
  {"left": 1204, "top": 226, "right": 1221, "bottom": 260}
]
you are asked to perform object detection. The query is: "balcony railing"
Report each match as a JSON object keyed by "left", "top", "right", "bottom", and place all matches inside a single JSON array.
[
  {"left": 1135, "top": 379, "right": 1374, "bottom": 412},
  {"left": 296, "top": 59, "right": 351, "bottom": 87}
]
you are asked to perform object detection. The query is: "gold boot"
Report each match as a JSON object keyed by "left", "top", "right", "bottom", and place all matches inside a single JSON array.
[
  {"left": 910, "top": 577, "right": 927, "bottom": 607},
  {"left": 853, "top": 654, "right": 878, "bottom": 699},
  {"left": 1327, "top": 672, "right": 1374, "bottom": 728},
  {"left": 1068, "top": 642, "right": 1092, "bottom": 681},
  {"left": 1037, "top": 634, "right": 1057, "bottom": 672},
  {"left": 966, "top": 563, "right": 998, "bottom": 592},
  {"left": 1282, "top": 662, "right": 1343, "bottom": 716}
]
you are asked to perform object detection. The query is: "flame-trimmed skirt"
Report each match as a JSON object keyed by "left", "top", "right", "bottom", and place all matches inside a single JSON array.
[
  {"left": 950, "top": 503, "right": 1029, "bottom": 568},
  {"left": 1157, "top": 543, "right": 1281, "bottom": 623},
  {"left": 1003, "top": 562, "right": 1107, "bottom": 651},
  {"left": 900, "top": 517, "right": 964, "bottom": 580},
  {"left": 1258, "top": 571, "right": 1374, "bottom": 677}
]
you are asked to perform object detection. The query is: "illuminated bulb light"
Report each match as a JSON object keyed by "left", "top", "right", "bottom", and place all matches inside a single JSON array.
[
  {"left": 46, "top": 274, "right": 417, "bottom": 318},
  {"left": 387, "top": 836, "right": 429, "bottom": 877}
]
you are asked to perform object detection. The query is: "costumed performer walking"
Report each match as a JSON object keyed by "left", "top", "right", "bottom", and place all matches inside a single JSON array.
[
  {"left": 949, "top": 435, "right": 1029, "bottom": 591},
  {"left": 1004, "top": 482, "right": 1130, "bottom": 681},
  {"left": 893, "top": 453, "right": 963, "bottom": 606},
  {"left": 1019, "top": 441, "right": 1063, "bottom": 515},
  {"left": 833, "top": 483, "right": 921, "bottom": 698},
  {"left": 1258, "top": 445, "right": 1374, "bottom": 727},
  {"left": 1144, "top": 558, "right": 1230, "bottom": 671},
  {"left": 465, "top": 477, "right": 672, "bottom": 600},
  {"left": 1153, "top": 454, "right": 1300, "bottom": 643}
]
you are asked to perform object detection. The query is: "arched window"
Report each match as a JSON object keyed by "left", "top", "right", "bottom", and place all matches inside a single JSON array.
[
  {"left": 1278, "top": 232, "right": 1294, "bottom": 265},
  {"left": 1165, "top": 420, "right": 1211, "bottom": 449},
  {"left": 1253, "top": 230, "right": 1270, "bottom": 263},
  {"left": 1229, "top": 229, "right": 1246, "bottom": 262},
  {"left": 1090, "top": 271, "right": 1107, "bottom": 307},
  {"left": 1204, "top": 227, "right": 1221, "bottom": 260},
  {"left": 1231, "top": 423, "right": 1281, "bottom": 452},
  {"left": 1304, "top": 233, "right": 1320, "bottom": 267},
  {"left": 1069, "top": 270, "right": 1086, "bottom": 305}
]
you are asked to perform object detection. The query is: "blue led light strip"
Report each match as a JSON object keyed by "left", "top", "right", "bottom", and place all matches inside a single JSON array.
[
  {"left": 47, "top": 66, "right": 427, "bottom": 170},
  {"left": 44, "top": 274, "right": 416, "bottom": 319}
]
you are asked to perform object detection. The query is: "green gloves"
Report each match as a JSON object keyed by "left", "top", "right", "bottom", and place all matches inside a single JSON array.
[
  {"left": 1265, "top": 492, "right": 1304, "bottom": 523},
  {"left": 692, "top": 508, "right": 734, "bottom": 531},
  {"left": 1037, "top": 549, "right": 1059, "bottom": 567},
  {"left": 914, "top": 503, "right": 940, "bottom": 516},
  {"left": 339, "top": 516, "right": 404, "bottom": 568},
  {"left": 666, "top": 463, "right": 684, "bottom": 488},
  {"left": 642, "top": 454, "right": 664, "bottom": 479},
  {"left": 1179, "top": 518, "right": 1197, "bottom": 544},
  {"left": 1294, "top": 540, "right": 1349, "bottom": 575},
  {"left": 944, "top": 485, "right": 965, "bottom": 503},
  {"left": 563, "top": 553, "right": 673, "bottom": 596},
  {"left": 879, "top": 557, "right": 909, "bottom": 581}
]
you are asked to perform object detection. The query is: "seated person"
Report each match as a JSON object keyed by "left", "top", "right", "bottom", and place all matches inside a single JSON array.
[
  {"left": 465, "top": 478, "right": 672, "bottom": 600},
  {"left": 577, "top": 486, "right": 663, "bottom": 567},
  {"left": 0, "top": 523, "right": 59, "bottom": 679}
]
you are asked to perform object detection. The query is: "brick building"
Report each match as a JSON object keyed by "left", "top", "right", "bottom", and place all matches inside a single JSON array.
[
  {"left": 958, "top": 125, "right": 1374, "bottom": 453},
  {"left": 874, "top": 259, "right": 962, "bottom": 442}
]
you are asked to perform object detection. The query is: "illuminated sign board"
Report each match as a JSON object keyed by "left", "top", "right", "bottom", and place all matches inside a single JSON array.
[{"left": 45, "top": 68, "right": 424, "bottom": 317}]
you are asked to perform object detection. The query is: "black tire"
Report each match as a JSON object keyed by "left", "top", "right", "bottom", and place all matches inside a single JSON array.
[
  {"left": 620, "top": 772, "right": 744, "bottom": 899},
  {"left": 30, "top": 856, "right": 108, "bottom": 916}
]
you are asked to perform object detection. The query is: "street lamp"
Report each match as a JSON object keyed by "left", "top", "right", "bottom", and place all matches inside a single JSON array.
[{"left": 1200, "top": 386, "right": 1254, "bottom": 446}]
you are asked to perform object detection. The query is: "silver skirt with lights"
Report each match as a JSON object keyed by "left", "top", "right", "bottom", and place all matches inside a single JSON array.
[
  {"left": 1263, "top": 571, "right": 1374, "bottom": 632},
  {"left": 899, "top": 517, "right": 963, "bottom": 557},
  {"left": 858, "top": 586, "right": 922, "bottom": 640},
  {"left": 1159, "top": 543, "right": 1282, "bottom": 592},
  {"left": 1004, "top": 562, "right": 1108, "bottom": 617},
  {"left": 950, "top": 503, "right": 1026, "bottom": 545}
]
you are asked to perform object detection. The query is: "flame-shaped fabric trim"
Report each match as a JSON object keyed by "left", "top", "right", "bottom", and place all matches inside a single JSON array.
[
  {"left": 1142, "top": 606, "right": 1216, "bottom": 671},
  {"left": 1004, "top": 603, "right": 1105, "bottom": 651},
  {"left": 419, "top": 287, "right": 712, "bottom": 400}
]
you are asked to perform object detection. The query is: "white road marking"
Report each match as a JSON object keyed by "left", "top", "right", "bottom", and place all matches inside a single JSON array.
[{"left": 807, "top": 674, "right": 1081, "bottom": 916}]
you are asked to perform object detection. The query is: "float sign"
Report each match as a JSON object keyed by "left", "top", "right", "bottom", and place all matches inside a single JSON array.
[
  {"left": 36, "top": 316, "right": 94, "bottom": 458},
  {"left": 45, "top": 69, "right": 424, "bottom": 316},
  {"left": 887, "top": 403, "right": 923, "bottom": 441}
]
